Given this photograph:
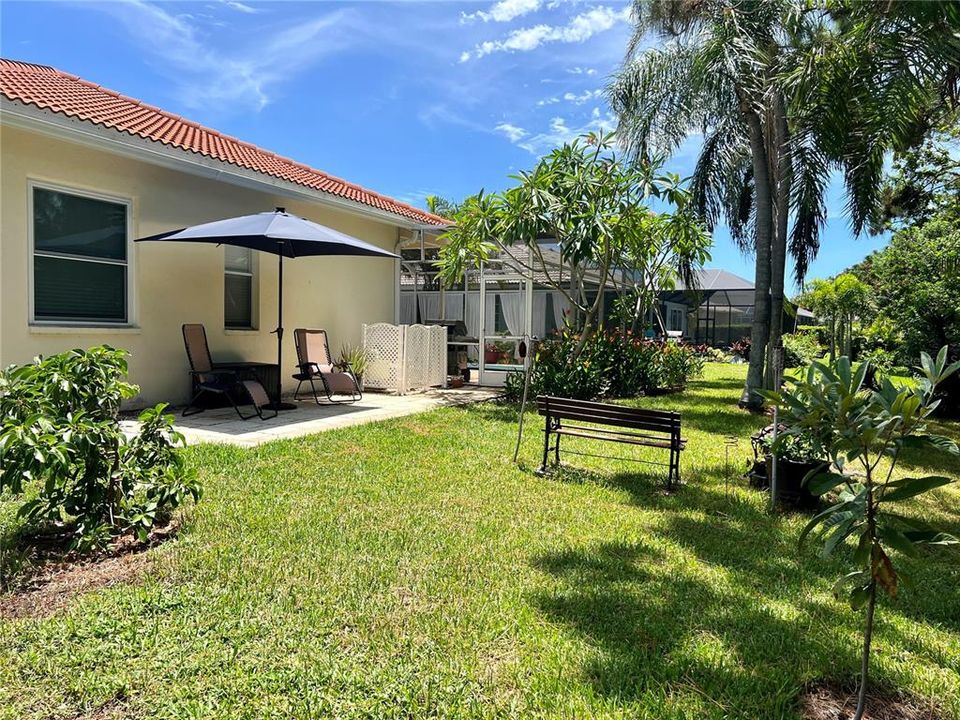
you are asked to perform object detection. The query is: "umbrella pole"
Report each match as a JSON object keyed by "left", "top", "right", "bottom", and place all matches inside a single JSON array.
[{"left": 269, "top": 249, "right": 296, "bottom": 411}]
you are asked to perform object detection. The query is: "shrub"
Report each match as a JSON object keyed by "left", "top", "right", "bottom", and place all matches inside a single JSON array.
[
  {"left": 504, "top": 330, "right": 703, "bottom": 401},
  {"left": 781, "top": 332, "right": 823, "bottom": 368},
  {"left": 688, "top": 343, "right": 727, "bottom": 362},
  {"left": 0, "top": 346, "right": 199, "bottom": 550},
  {"left": 730, "top": 336, "right": 751, "bottom": 361}
]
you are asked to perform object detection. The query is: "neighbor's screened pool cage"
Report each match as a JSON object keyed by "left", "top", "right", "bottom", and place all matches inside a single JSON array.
[{"left": 661, "top": 269, "right": 810, "bottom": 347}]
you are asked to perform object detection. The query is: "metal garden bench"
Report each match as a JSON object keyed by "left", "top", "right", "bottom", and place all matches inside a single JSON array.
[{"left": 536, "top": 395, "right": 685, "bottom": 490}]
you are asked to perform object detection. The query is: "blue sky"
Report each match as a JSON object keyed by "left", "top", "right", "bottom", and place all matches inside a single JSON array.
[{"left": 2, "top": 0, "right": 890, "bottom": 294}]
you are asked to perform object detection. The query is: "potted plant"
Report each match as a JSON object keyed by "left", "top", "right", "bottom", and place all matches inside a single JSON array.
[
  {"left": 760, "top": 425, "right": 828, "bottom": 511},
  {"left": 484, "top": 338, "right": 514, "bottom": 364},
  {"left": 337, "top": 344, "right": 369, "bottom": 390}
]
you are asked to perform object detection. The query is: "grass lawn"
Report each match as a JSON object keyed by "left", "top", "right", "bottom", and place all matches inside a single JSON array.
[{"left": 2, "top": 363, "right": 959, "bottom": 719}]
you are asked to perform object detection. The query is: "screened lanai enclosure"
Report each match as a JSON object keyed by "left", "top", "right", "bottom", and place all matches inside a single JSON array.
[
  {"left": 397, "top": 235, "right": 813, "bottom": 386},
  {"left": 398, "top": 229, "right": 575, "bottom": 386}
]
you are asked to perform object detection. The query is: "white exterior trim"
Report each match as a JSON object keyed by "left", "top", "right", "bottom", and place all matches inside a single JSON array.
[{"left": 27, "top": 178, "right": 137, "bottom": 328}]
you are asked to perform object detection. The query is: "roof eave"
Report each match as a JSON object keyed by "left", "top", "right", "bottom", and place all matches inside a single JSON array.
[{"left": 0, "top": 98, "right": 444, "bottom": 230}]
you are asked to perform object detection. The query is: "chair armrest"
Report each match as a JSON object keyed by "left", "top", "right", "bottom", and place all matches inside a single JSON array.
[{"left": 298, "top": 362, "right": 322, "bottom": 376}]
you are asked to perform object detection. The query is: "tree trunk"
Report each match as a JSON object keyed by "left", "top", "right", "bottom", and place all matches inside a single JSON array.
[
  {"left": 852, "top": 582, "right": 876, "bottom": 720},
  {"left": 740, "top": 108, "right": 774, "bottom": 410},
  {"left": 766, "top": 99, "right": 791, "bottom": 390},
  {"left": 829, "top": 316, "right": 837, "bottom": 361}
]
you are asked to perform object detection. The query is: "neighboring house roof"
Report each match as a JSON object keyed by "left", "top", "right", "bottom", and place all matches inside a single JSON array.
[
  {"left": 674, "top": 268, "right": 755, "bottom": 292},
  {"left": 661, "top": 268, "right": 756, "bottom": 307},
  {"left": 0, "top": 58, "right": 448, "bottom": 227}
]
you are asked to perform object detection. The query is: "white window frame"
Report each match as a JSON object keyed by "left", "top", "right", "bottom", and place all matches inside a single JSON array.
[
  {"left": 27, "top": 180, "right": 136, "bottom": 327},
  {"left": 224, "top": 246, "right": 258, "bottom": 330}
]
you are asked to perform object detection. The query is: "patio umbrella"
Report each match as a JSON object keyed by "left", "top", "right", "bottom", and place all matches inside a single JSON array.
[{"left": 137, "top": 208, "right": 398, "bottom": 410}]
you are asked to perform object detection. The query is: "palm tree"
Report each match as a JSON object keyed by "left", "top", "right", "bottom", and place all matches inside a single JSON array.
[
  {"left": 610, "top": 0, "right": 820, "bottom": 408},
  {"left": 610, "top": 0, "right": 958, "bottom": 410},
  {"left": 425, "top": 195, "right": 461, "bottom": 218}
]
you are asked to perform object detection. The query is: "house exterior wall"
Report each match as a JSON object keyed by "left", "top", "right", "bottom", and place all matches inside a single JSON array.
[{"left": 1, "top": 124, "right": 401, "bottom": 406}]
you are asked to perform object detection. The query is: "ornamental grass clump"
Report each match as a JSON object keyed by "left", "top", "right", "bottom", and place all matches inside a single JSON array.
[
  {"left": 0, "top": 346, "right": 199, "bottom": 551},
  {"left": 761, "top": 347, "right": 959, "bottom": 720}
]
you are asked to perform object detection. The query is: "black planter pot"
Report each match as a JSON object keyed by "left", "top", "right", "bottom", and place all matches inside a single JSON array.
[
  {"left": 766, "top": 456, "right": 827, "bottom": 511},
  {"left": 748, "top": 459, "right": 769, "bottom": 489}
]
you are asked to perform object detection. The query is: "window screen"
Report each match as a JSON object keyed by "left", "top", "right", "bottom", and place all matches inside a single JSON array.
[
  {"left": 225, "top": 246, "right": 254, "bottom": 328},
  {"left": 33, "top": 187, "right": 128, "bottom": 323}
]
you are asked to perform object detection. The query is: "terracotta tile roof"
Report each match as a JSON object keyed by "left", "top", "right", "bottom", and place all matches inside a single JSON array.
[{"left": 0, "top": 58, "right": 449, "bottom": 226}]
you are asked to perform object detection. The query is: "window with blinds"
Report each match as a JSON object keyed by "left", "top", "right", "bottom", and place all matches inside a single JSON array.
[
  {"left": 32, "top": 186, "right": 130, "bottom": 324},
  {"left": 224, "top": 246, "right": 255, "bottom": 329}
]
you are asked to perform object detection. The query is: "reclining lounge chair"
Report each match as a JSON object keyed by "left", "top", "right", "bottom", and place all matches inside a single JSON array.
[
  {"left": 293, "top": 328, "right": 362, "bottom": 404},
  {"left": 181, "top": 323, "right": 277, "bottom": 420}
]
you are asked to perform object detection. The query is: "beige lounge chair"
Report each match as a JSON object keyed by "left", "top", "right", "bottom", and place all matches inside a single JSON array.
[
  {"left": 182, "top": 323, "right": 276, "bottom": 420},
  {"left": 293, "top": 328, "right": 362, "bottom": 404}
]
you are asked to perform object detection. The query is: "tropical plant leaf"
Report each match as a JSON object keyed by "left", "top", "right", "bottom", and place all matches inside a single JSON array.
[
  {"left": 871, "top": 545, "right": 898, "bottom": 597},
  {"left": 823, "top": 517, "right": 860, "bottom": 558},
  {"left": 878, "top": 525, "right": 920, "bottom": 558},
  {"left": 849, "top": 584, "right": 872, "bottom": 610},
  {"left": 902, "top": 434, "right": 960, "bottom": 455},
  {"left": 806, "top": 472, "right": 849, "bottom": 496},
  {"left": 883, "top": 475, "right": 953, "bottom": 503},
  {"left": 799, "top": 500, "right": 853, "bottom": 548}
]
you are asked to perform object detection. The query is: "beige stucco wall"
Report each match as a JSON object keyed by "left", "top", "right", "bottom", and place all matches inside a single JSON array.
[{"left": 1, "top": 124, "right": 401, "bottom": 406}]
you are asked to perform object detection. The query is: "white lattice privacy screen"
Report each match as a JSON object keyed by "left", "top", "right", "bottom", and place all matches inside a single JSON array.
[{"left": 362, "top": 323, "right": 447, "bottom": 394}]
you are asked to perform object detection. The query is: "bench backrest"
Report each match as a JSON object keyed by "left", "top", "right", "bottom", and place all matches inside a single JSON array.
[{"left": 536, "top": 395, "right": 680, "bottom": 436}]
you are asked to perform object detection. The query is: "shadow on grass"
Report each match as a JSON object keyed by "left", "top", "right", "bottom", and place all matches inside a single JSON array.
[
  {"left": 529, "top": 477, "right": 960, "bottom": 710},
  {"left": 528, "top": 532, "right": 857, "bottom": 712}
]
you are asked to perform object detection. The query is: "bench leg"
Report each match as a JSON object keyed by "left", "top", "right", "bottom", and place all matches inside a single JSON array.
[
  {"left": 539, "top": 414, "right": 551, "bottom": 474},
  {"left": 667, "top": 445, "right": 680, "bottom": 490},
  {"left": 554, "top": 420, "right": 561, "bottom": 466}
]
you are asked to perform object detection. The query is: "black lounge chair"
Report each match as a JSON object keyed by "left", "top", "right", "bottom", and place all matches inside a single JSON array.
[
  {"left": 293, "top": 328, "right": 362, "bottom": 404},
  {"left": 181, "top": 323, "right": 276, "bottom": 420}
]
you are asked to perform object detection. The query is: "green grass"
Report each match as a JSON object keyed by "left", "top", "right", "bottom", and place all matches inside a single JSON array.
[{"left": 2, "top": 364, "right": 959, "bottom": 719}]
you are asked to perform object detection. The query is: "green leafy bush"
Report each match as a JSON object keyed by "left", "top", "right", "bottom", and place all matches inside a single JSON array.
[
  {"left": 504, "top": 330, "right": 704, "bottom": 401},
  {"left": 0, "top": 346, "right": 199, "bottom": 550},
  {"left": 781, "top": 331, "right": 823, "bottom": 368}
]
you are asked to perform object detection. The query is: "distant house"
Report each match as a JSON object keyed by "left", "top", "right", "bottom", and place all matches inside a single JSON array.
[
  {"left": 0, "top": 59, "right": 447, "bottom": 404},
  {"left": 659, "top": 268, "right": 815, "bottom": 345}
]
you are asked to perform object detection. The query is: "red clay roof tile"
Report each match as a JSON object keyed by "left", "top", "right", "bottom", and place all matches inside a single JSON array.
[{"left": 0, "top": 58, "right": 448, "bottom": 226}]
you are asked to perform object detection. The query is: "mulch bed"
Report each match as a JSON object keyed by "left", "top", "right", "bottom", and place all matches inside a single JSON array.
[
  {"left": 0, "top": 519, "right": 180, "bottom": 621},
  {"left": 800, "top": 681, "right": 946, "bottom": 720}
]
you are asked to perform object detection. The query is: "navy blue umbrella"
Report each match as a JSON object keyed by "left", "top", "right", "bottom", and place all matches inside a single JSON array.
[{"left": 137, "top": 208, "right": 398, "bottom": 410}]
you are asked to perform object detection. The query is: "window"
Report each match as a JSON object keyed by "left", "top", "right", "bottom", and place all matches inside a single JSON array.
[
  {"left": 224, "top": 246, "right": 255, "bottom": 329},
  {"left": 669, "top": 308, "right": 684, "bottom": 332},
  {"left": 32, "top": 186, "right": 130, "bottom": 324},
  {"left": 494, "top": 295, "right": 509, "bottom": 334}
]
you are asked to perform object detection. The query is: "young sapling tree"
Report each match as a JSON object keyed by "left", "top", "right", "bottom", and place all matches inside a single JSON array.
[{"left": 762, "top": 347, "right": 959, "bottom": 720}]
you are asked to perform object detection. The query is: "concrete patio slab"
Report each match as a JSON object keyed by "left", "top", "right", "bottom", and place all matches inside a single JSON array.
[{"left": 122, "top": 386, "right": 500, "bottom": 447}]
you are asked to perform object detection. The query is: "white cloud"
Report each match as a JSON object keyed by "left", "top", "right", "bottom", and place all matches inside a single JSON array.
[
  {"left": 495, "top": 122, "right": 529, "bottom": 142},
  {"left": 537, "top": 96, "right": 560, "bottom": 106},
  {"left": 461, "top": 5, "right": 630, "bottom": 61},
  {"left": 221, "top": 0, "right": 260, "bottom": 13},
  {"left": 493, "top": 110, "right": 616, "bottom": 155},
  {"left": 566, "top": 66, "right": 597, "bottom": 76},
  {"left": 462, "top": 0, "right": 541, "bottom": 24},
  {"left": 87, "top": 0, "right": 355, "bottom": 113},
  {"left": 562, "top": 89, "right": 603, "bottom": 105}
]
